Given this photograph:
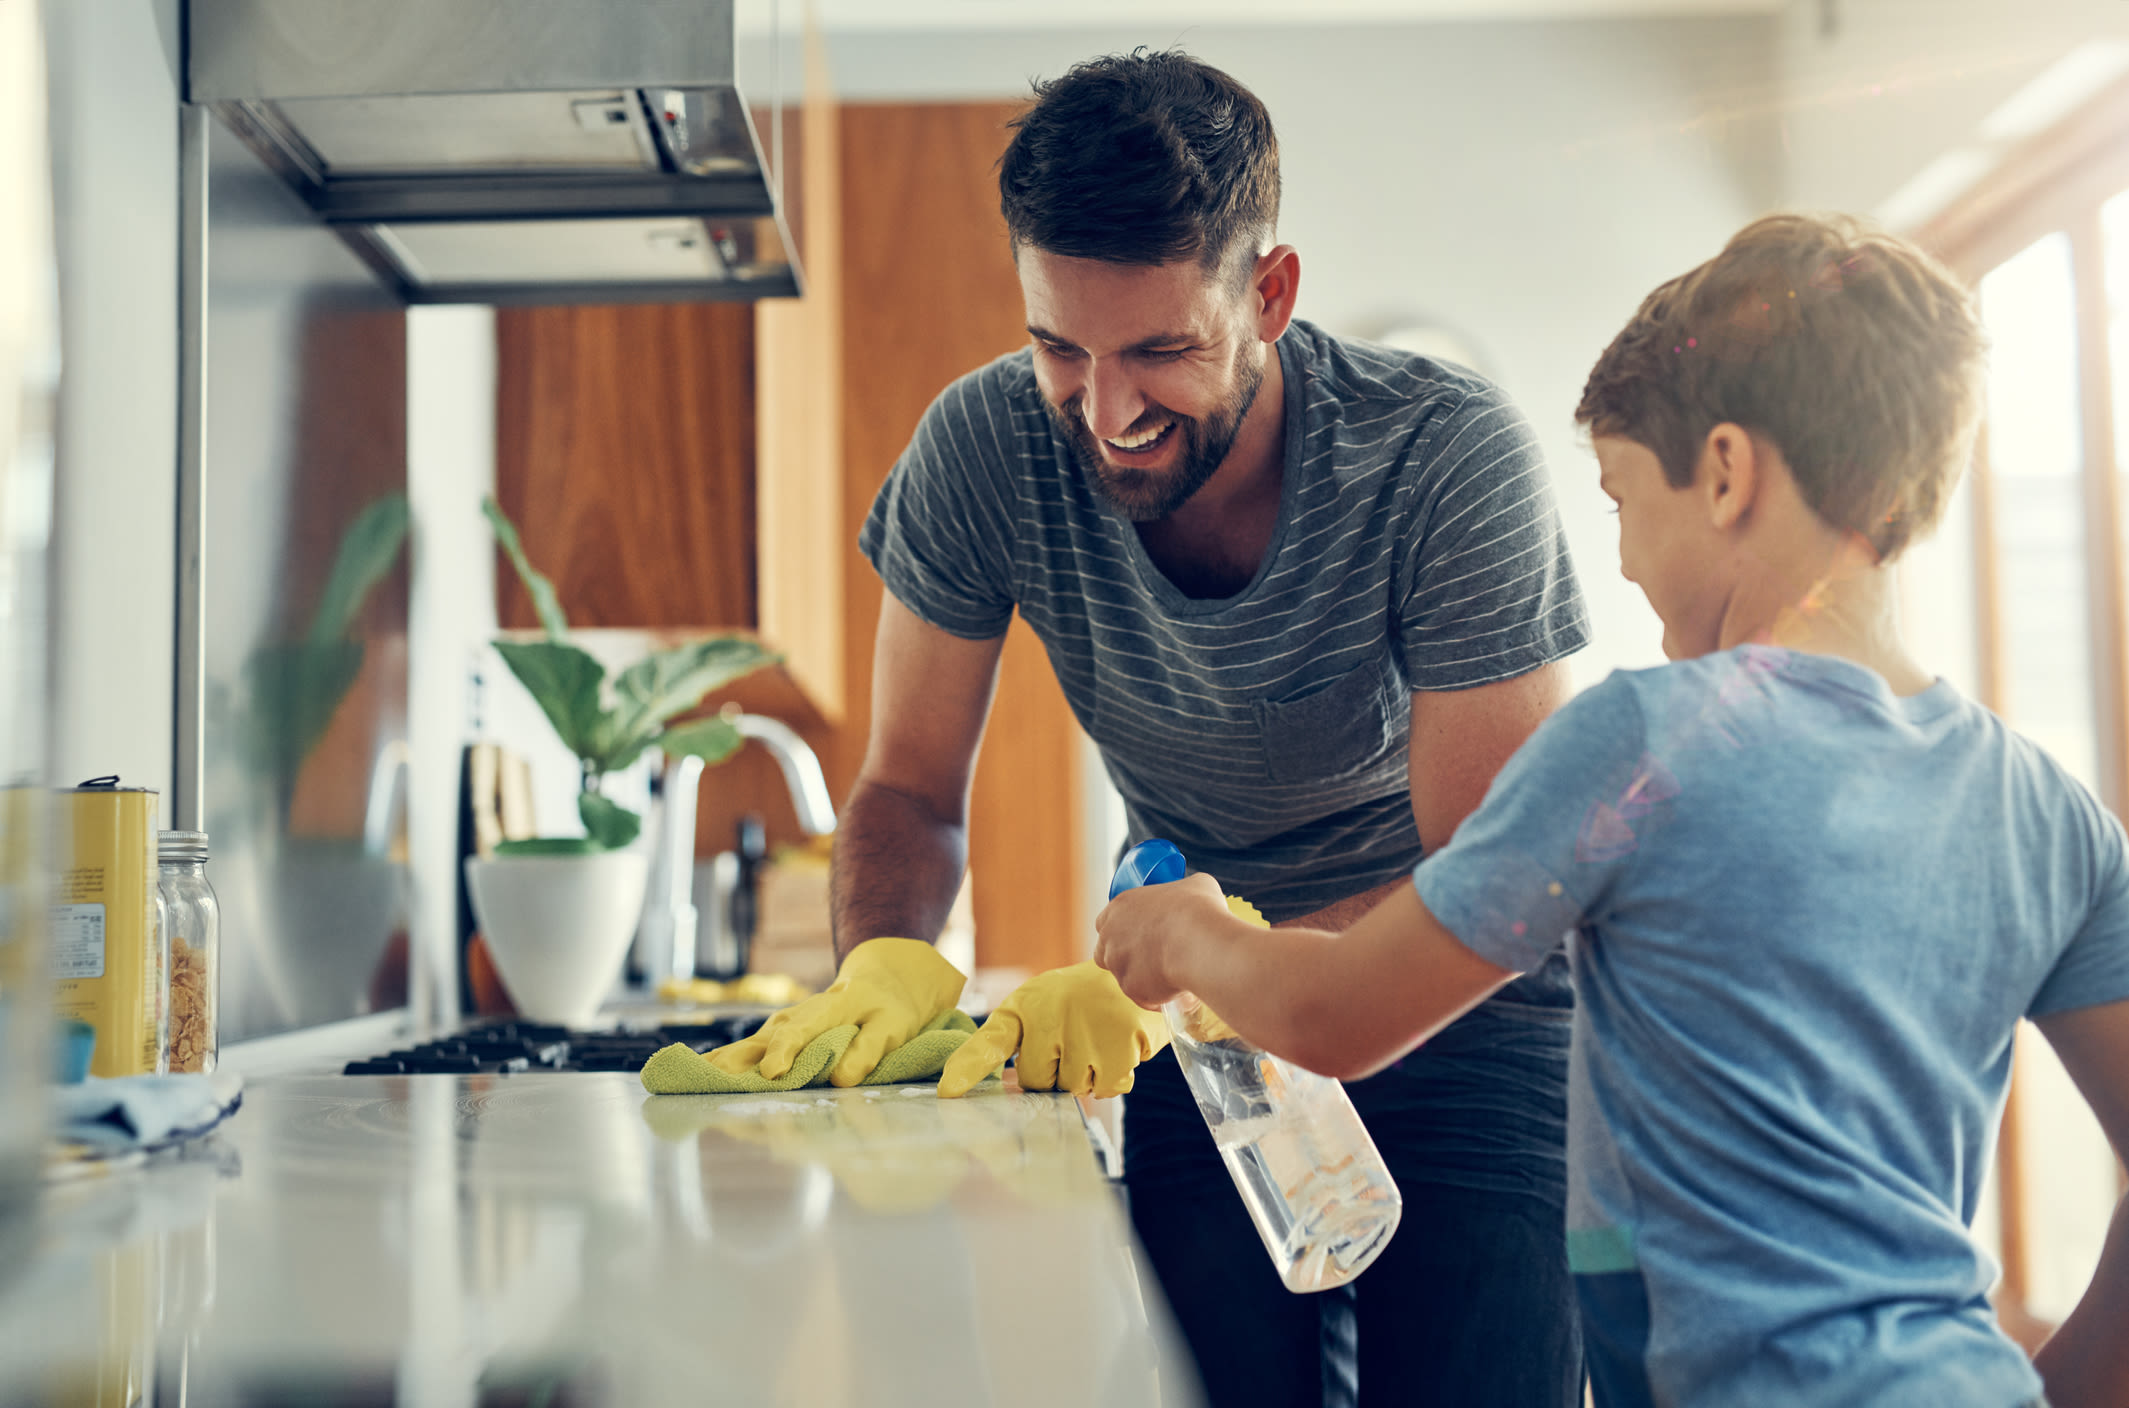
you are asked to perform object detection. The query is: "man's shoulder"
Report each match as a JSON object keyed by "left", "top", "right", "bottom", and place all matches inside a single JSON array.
[
  {"left": 1286, "top": 321, "right": 1538, "bottom": 494},
  {"left": 927, "top": 345, "right": 1041, "bottom": 423},
  {"left": 902, "top": 346, "right": 1047, "bottom": 483},
  {"left": 1291, "top": 320, "right": 1516, "bottom": 430}
]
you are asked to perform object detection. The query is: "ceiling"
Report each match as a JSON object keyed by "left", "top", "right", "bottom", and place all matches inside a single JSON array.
[{"left": 810, "top": 0, "right": 1787, "bottom": 31}]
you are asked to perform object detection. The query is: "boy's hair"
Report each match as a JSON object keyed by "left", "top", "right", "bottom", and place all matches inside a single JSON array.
[
  {"left": 997, "top": 49, "right": 1280, "bottom": 278},
  {"left": 1576, "top": 213, "right": 1986, "bottom": 560}
]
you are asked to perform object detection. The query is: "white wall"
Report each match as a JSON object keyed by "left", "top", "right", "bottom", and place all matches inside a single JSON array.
[
  {"left": 1777, "top": 0, "right": 2129, "bottom": 217},
  {"left": 44, "top": 0, "right": 180, "bottom": 796},
  {"left": 825, "top": 16, "right": 1783, "bottom": 684},
  {"left": 2, "top": 0, "right": 58, "bottom": 797}
]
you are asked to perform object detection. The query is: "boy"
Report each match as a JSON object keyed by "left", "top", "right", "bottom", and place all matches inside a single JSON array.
[{"left": 1094, "top": 213, "right": 2129, "bottom": 1407}]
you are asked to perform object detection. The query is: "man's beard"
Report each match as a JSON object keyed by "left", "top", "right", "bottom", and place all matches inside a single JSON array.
[{"left": 1048, "top": 346, "right": 1266, "bottom": 523}]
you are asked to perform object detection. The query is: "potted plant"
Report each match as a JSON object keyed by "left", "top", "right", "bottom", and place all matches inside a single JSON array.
[{"left": 464, "top": 497, "right": 776, "bottom": 1025}]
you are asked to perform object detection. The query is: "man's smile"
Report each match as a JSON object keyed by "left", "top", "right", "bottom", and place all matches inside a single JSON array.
[{"left": 1103, "top": 418, "right": 1177, "bottom": 458}]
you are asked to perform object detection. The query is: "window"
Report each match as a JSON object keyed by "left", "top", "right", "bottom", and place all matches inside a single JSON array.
[{"left": 1913, "top": 101, "right": 2129, "bottom": 1334}]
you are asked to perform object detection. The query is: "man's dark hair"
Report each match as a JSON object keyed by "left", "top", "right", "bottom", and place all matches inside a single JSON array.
[{"left": 998, "top": 49, "right": 1280, "bottom": 273}]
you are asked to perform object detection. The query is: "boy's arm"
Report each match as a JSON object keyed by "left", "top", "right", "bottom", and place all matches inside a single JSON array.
[
  {"left": 1096, "top": 874, "right": 1518, "bottom": 1080},
  {"left": 2030, "top": 999, "right": 2129, "bottom": 1408}
]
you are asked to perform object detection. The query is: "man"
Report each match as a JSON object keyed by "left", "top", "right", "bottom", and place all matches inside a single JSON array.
[{"left": 712, "top": 50, "right": 1589, "bottom": 1405}]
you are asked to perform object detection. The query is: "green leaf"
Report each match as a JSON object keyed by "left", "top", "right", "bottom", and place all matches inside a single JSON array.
[
  {"left": 494, "top": 837, "right": 604, "bottom": 857},
  {"left": 494, "top": 640, "right": 608, "bottom": 758},
  {"left": 482, "top": 496, "right": 570, "bottom": 639},
  {"left": 578, "top": 792, "right": 642, "bottom": 850},
  {"left": 601, "top": 637, "right": 776, "bottom": 765},
  {"left": 590, "top": 731, "right": 656, "bottom": 779},
  {"left": 655, "top": 715, "right": 745, "bottom": 767},
  {"left": 308, "top": 495, "right": 410, "bottom": 646}
]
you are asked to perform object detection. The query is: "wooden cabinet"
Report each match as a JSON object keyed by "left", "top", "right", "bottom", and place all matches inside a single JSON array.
[
  {"left": 832, "top": 102, "right": 1086, "bottom": 974},
  {"left": 494, "top": 302, "right": 758, "bottom": 632},
  {"left": 753, "top": 39, "right": 846, "bottom": 726},
  {"left": 492, "top": 97, "right": 1087, "bottom": 976}
]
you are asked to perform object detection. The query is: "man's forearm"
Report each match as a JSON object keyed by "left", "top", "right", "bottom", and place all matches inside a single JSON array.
[
  {"left": 2033, "top": 1191, "right": 2129, "bottom": 1407},
  {"left": 830, "top": 778, "right": 969, "bottom": 962}
]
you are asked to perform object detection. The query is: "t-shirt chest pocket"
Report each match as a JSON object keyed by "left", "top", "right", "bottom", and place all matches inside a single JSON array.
[{"left": 1254, "top": 651, "right": 1405, "bottom": 785}]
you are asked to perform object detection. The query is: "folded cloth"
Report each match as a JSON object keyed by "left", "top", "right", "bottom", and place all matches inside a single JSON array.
[
  {"left": 54, "top": 1071, "right": 244, "bottom": 1153},
  {"left": 640, "top": 1010, "right": 993, "bottom": 1094}
]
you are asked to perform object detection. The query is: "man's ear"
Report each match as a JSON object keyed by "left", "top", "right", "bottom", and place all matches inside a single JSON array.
[
  {"left": 1697, "top": 423, "right": 1760, "bottom": 532},
  {"left": 1250, "top": 244, "right": 1301, "bottom": 343}
]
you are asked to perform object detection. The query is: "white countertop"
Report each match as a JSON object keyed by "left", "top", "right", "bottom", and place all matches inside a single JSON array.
[{"left": 0, "top": 1070, "right": 1203, "bottom": 1407}]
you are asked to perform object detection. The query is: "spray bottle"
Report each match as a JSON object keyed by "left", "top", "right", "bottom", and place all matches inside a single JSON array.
[{"left": 1111, "top": 839, "right": 1402, "bottom": 1293}]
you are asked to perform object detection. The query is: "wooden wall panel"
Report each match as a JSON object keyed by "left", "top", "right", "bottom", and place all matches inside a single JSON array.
[
  {"left": 835, "top": 102, "right": 1086, "bottom": 975},
  {"left": 754, "top": 25, "right": 847, "bottom": 724},
  {"left": 495, "top": 303, "right": 756, "bottom": 630}
]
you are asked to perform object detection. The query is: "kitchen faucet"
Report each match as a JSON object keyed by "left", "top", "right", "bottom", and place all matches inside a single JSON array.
[{"left": 636, "top": 713, "right": 835, "bottom": 984}]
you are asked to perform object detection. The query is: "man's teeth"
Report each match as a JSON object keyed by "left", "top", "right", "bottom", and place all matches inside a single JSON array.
[{"left": 1107, "top": 422, "right": 1171, "bottom": 450}]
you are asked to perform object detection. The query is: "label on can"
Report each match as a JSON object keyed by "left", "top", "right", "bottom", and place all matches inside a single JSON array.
[{"left": 50, "top": 902, "right": 105, "bottom": 979}]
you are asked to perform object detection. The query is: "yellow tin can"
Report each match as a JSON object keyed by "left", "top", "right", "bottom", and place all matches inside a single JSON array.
[{"left": 53, "top": 781, "right": 163, "bottom": 1077}]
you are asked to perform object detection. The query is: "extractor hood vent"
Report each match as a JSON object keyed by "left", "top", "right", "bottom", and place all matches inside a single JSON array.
[{"left": 188, "top": 0, "right": 802, "bottom": 305}]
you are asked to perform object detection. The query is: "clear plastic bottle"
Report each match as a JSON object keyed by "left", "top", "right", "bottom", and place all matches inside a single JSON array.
[
  {"left": 1112, "top": 840, "right": 1402, "bottom": 1293},
  {"left": 157, "top": 830, "right": 219, "bottom": 1074}
]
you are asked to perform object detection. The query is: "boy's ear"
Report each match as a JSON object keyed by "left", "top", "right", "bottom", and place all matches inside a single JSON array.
[{"left": 1696, "top": 423, "right": 1760, "bottom": 533}]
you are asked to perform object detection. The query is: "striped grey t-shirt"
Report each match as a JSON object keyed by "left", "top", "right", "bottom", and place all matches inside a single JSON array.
[{"left": 861, "top": 318, "right": 1590, "bottom": 927}]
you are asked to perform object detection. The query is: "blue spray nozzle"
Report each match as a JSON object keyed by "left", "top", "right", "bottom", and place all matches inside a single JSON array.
[{"left": 1109, "top": 838, "right": 1187, "bottom": 900}]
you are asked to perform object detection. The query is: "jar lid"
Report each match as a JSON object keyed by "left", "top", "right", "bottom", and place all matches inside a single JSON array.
[{"left": 159, "top": 829, "right": 209, "bottom": 862}]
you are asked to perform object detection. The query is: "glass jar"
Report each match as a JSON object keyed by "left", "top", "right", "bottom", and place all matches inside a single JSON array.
[{"left": 157, "top": 830, "right": 219, "bottom": 1074}]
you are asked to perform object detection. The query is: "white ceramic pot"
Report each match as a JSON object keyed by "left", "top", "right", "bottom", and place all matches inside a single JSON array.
[{"left": 464, "top": 851, "right": 650, "bottom": 1027}]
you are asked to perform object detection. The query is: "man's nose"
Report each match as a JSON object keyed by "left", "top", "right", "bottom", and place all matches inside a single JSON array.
[{"left": 1081, "top": 359, "right": 1146, "bottom": 440}]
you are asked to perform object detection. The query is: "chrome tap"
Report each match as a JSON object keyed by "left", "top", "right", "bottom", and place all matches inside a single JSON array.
[
  {"left": 728, "top": 714, "right": 836, "bottom": 837},
  {"left": 637, "top": 713, "right": 835, "bottom": 984}
]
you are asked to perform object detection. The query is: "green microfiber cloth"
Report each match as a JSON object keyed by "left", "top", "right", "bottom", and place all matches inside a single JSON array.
[{"left": 639, "top": 1009, "right": 987, "bottom": 1095}]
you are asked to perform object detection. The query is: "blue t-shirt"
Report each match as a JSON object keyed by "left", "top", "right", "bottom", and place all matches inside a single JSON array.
[{"left": 1415, "top": 645, "right": 2129, "bottom": 1407}]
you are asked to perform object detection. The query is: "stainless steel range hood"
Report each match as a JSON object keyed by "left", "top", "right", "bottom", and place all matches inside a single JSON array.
[{"left": 187, "top": 0, "right": 803, "bottom": 305}]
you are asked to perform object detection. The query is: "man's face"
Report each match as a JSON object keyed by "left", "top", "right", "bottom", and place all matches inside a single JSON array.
[
  {"left": 1018, "top": 247, "right": 1267, "bottom": 522},
  {"left": 1595, "top": 435, "right": 1727, "bottom": 659}
]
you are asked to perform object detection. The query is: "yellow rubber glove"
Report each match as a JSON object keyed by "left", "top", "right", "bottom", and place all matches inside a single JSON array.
[
  {"left": 704, "top": 938, "right": 965, "bottom": 1087},
  {"left": 938, "top": 961, "right": 1168, "bottom": 1099}
]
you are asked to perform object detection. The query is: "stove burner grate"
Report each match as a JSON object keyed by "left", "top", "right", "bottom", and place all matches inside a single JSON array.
[{"left": 342, "top": 1014, "right": 770, "bottom": 1076}]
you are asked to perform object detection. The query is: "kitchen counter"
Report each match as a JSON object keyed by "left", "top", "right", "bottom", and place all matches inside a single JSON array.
[{"left": 0, "top": 1071, "right": 1203, "bottom": 1407}]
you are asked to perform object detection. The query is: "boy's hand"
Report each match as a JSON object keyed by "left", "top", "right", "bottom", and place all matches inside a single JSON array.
[{"left": 1094, "top": 871, "right": 1232, "bottom": 1009}]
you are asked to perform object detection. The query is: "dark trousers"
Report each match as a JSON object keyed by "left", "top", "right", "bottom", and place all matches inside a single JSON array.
[{"left": 1123, "top": 998, "right": 1582, "bottom": 1408}]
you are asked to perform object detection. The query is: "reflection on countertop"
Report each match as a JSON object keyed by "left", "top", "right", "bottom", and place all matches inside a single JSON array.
[{"left": 0, "top": 1074, "right": 1202, "bottom": 1407}]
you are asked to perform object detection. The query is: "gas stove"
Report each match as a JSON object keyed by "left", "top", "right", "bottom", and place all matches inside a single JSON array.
[{"left": 341, "top": 1014, "right": 769, "bottom": 1076}]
